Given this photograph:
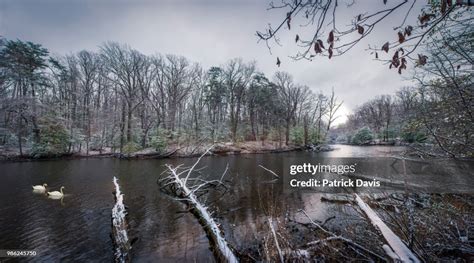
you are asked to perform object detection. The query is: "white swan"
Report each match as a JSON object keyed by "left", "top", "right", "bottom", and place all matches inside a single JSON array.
[
  {"left": 47, "top": 186, "right": 65, "bottom": 198},
  {"left": 32, "top": 183, "right": 48, "bottom": 192}
]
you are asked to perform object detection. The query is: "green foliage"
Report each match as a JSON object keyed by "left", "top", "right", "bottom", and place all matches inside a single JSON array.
[
  {"left": 401, "top": 131, "right": 427, "bottom": 143},
  {"left": 290, "top": 127, "right": 324, "bottom": 145},
  {"left": 351, "top": 127, "right": 374, "bottom": 145},
  {"left": 345, "top": 135, "right": 353, "bottom": 144},
  {"left": 290, "top": 127, "right": 304, "bottom": 145},
  {"left": 401, "top": 122, "right": 428, "bottom": 143},
  {"left": 122, "top": 142, "right": 140, "bottom": 154},
  {"left": 0, "top": 39, "right": 49, "bottom": 84},
  {"left": 90, "top": 134, "right": 104, "bottom": 151},
  {"left": 69, "top": 128, "right": 85, "bottom": 150},
  {"left": 0, "top": 130, "right": 18, "bottom": 148},
  {"left": 309, "top": 129, "right": 324, "bottom": 144},
  {"left": 380, "top": 128, "right": 397, "bottom": 141},
  {"left": 31, "top": 120, "right": 69, "bottom": 158},
  {"left": 204, "top": 67, "right": 226, "bottom": 107},
  {"left": 150, "top": 129, "right": 168, "bottom": 153}
]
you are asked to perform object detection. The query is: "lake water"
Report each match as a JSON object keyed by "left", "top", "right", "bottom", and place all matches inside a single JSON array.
[{"left": 0, "top": 145, "right": 472, "bottom": 262}]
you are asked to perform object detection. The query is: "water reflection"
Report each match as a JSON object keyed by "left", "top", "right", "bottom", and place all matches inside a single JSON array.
[
  {"left": 0, "top": 145, "right": 472, "bottom": 261},
  {"left": 32, "top": 189, "right": 47, "bottom": 195}
]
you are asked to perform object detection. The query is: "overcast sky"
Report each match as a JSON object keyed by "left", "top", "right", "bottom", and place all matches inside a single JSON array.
[{"left": 0, "top": 0, "right": 424, "bottom": 124}]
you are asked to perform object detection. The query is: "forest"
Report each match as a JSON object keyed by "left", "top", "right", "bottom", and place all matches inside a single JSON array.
[
  {"left": 256, "top": 0, "right": 473, "bottom": 158},
  {"left": 0, "top": 39, "right": 346, "bottom": 158},
  {"left": 0, "top": 28, "right": 472, "bottom": 159},
  {"left": 0, "top": 2, "right": 472, "bottom": 159},
  {"left": 336, "top": 16, "right": 473, "bottom": 157},
  {"left": 0, "top": 0, "right": 473, "bottom": 262}
]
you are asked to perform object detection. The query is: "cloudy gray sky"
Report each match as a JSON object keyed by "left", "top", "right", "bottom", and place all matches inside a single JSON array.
[{"left": 0, "top": 0, "right": 424, "bottom": 124}]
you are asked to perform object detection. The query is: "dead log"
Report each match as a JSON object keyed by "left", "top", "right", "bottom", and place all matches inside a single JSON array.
[
  {"left": 126, "top": 149, "right": 179, "bottom": 159},
  {"left": 112, "top": 177, "right": 131, "bottom": 263},
  {"left": 354, "top": 194, "right": 420, "bottom": 262},
  {"left": 159, "top": 147, "right": 238, "bottom": 263},
  {"left": 320, "top": 194, "right": 353, "bottom": 204}
]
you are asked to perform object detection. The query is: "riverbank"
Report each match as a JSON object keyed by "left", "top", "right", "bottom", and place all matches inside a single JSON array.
[{"left": 0, "top": 141, "right": 334, "bottom": 161}]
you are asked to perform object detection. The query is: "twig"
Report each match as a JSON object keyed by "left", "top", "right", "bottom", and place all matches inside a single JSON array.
[
  {"left": 259, "top": 164, "right": 280, "bottom": 178},
  {"left": 299, "top": 209, "right": 387, "bottom": 261},
  {"left": 268, "top": 217, "right": 284, "bottom": 263}
]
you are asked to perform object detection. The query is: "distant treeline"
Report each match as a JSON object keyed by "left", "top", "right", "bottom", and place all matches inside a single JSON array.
[
  {"left": 328, "top": 8, "right": 473, "bottom": 159},
  {"left": 336, "top": 77, "right": 473, "bottom": 158}
]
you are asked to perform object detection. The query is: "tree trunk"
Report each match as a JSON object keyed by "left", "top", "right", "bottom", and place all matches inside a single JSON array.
[
  {"left": 168, "top": 102, "right": 176, "bottom": 132},
  {"left": 120, "top": 103, "right": 126, "bottom": 153},
  {"left": 250, "top": 109, "right": 256, "bottom": 141},
  {"left": 127, "top": 102, "right": 132, "bottom": 143},
  {"left": 18, "top": 126, "right": 23, "bottom": 156},
  {"left": 285, "top": 120, "right": 290, "bottom": 146},
  {"left": 278, "top": 126, "right": 282, "bottom": 148},
  {"left": 230, "top": 111, "right": 237, "bottom": 142},
  {"left": 30, "top": 85, "right": 40, "bottom": 144},
  {"left": 303, "top": 121, "right": 309, "bottom": 145},
  {"left": 86, "top": 105, "right": 91, "bottom": 155},
  {"left": 141, "top": 132, "right": 147, "bottom": 148}
]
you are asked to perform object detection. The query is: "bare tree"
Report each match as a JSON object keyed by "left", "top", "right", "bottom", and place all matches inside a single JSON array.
[
  {"left": 257, "top": 0, "right": 473, "bottom": 73},
  {"left": 100, "top": 42, "right": 146, "bottom": 147},
  {"left": 223, "top": 59, "right": 256, "bottom": 142},
  {"left": 324, "top": 89, "right": 343, "bottom": 140},
  {"left": 274, "top": 72, "right": 310, "bottom": 145},
  {"left": 77, "top": 50, "right": 99, "bottom": 155}
]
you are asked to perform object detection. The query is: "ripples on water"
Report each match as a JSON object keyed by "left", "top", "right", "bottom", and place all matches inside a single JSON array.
[{"left": 0, "top": 145, "right": 471, "bottom": 261}]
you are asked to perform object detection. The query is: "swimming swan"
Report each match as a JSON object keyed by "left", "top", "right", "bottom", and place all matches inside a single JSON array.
[
  {"left": 47, "top": 186, "right": 65, "bottom": 197},
  {"left": 32, "top": 183, "right": 48, "bottom": 192}
]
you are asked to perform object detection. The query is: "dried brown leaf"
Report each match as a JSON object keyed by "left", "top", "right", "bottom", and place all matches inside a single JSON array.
[
  {"left": 441, "top": 0, "right": 447, "bottom": 14},
  {"left": 398, "top": 31, "right": 405, "bottom": 43},
  {"left": 286, "top": 12, "right": 291, "bottom": 30},
  {"left": 327, "top": 31, "right": 334, "bottom": 44},
  {"left": 314, "top": 42, "right": 322, "bottom": 53},
  {"left": 382, "top": 42, "right": 390, "bottom": 53},
  {"left": 417, "top": 54, "right": 428, "bottom": 66},
  {"left": 317, "top": 39, "right": 325, "bottom": 50},
  {"left": 419, "top": 13, "right": 434, "bottom": 25}
]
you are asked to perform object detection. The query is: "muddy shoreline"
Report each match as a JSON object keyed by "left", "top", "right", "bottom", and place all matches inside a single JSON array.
[{"left": 0, "top": 141, "right": 335, "bottom": 162}]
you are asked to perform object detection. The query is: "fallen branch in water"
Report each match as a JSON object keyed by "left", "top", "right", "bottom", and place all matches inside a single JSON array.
[
  {"left": 258, "top": 165, "right": 280, "bottom": 178},
  {"left": 406, "top": 144, "right": 442, "bottom": 158},
  {"left": 320, "top": 194, "right": 354, "bottom": 204},
  {"left": 112, "top": 177, "right": 131, "bottom": 263},
  {"left": 267, "top": 217, "right": 284, "bottom": 263},
  {"left": 354, "top": 194, "right": 420, "bottom": 262},
  {"left": 159, "top": 147, "right": 238, "bottom": 263}
]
